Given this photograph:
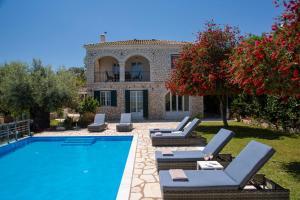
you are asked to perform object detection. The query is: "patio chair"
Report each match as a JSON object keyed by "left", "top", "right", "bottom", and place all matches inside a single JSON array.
[
  {"left": 116, "top": 113, "right": 133, "bottom": 132},
  {"left": 159, "top": 141, "right": 289, "bottom": 200},
  {"left": 155, "top": 128, "right": 235, "bottom": 170},
  {"left": 151, "top": 118, "right": 206, "bottom": 146},
  {"left": 149, "top": 116, "right": 190, "bottom": 135},
  {"left": 105, "top": 71, "right": 114, "bottom": 82},
  {"left": 87, "top": 114, "right": 107, "bottom": 132}
]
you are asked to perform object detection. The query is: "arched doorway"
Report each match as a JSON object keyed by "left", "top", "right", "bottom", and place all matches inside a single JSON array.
[
  {"left": 125, "top": 55, "right": 150, "bottom": 82},
  {"left": 94, "top": 56, "right": 119, "bottom": 82}
]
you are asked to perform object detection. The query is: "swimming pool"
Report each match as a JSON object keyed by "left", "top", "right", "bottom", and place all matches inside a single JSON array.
[{"left": 0, "top": 136, "right": 133, "bottom": 200}]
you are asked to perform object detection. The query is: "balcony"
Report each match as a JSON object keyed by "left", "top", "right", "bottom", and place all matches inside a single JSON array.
[
  {"left": 94, "top": 71, "right": 120, "bottom": 82},
  {"left": 125, "top": 71, "right": 150, "bottom": 82},
  {"left": 94, "top": 71, "right": 150, "bottom": 82},
  {"left": 94, "top": 55, "right": 151, "bottom": 82}
]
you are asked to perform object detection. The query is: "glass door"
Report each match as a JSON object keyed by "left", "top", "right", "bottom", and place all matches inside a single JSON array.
[
  {"left": 130, "top": 91, "right": 143, "bottom": 119},
  {"left": 131, "top": 62, "right": 143, "bottom": 81}
]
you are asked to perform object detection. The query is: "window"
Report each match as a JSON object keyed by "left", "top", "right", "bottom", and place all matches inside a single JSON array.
[
  {"left": 165, "top": 92, "right": 189, "bottom": 112},
  {"left": 171, "top": 54, "right": 180, "bottom": 69},
  {"left": 112, "top": 63, "right": 120, "bottom": 75},
  {"left": 165, "top": 92, "right": 170, "bottom": 111},
  {"left": 100, "top": 91, "right": 111, "bottom": 106},
  {"left": 184, "top": 95, "right": 189, "bottom": 111}
]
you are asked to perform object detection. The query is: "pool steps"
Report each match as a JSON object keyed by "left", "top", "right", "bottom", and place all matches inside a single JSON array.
[{"left": 62, "top": 138, "right": 96, "bottom": 146}]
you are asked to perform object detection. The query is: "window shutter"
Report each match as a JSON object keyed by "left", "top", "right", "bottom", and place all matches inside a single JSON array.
[
  {"left": 111, "top": 90, "right": 117, "bottom": 107},
  {"left": 94, "top": 91, "right": 100, "bottom": 104},
  {"left": 143, "top": 90, "right": 148, "bottom": 118},
  {"left": 125, "top": 90, "right": 130, "bottom": 113}
]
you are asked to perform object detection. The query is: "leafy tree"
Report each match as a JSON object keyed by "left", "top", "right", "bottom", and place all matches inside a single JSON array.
[
  {"left": 68, "top": 67, "right": 86, "bottom": 87},
  {"left": 0, "top": 62, "right": 33, "bottom": 117},
  {"left": 229, "top": 0, "right": 300, "bottom": 98},
  {"left": 166, "top": 22, "right": 241, "bottom": 126},
  {"left": 29, "top": 60, "right": 78, "bottom": 130},
  {"left": 0, "top": 59, "right": 78, "bottom": 131}
]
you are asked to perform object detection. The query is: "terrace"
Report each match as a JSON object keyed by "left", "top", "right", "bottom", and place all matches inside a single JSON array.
[
  {"left": 31, "top": 121, "right": 299, "bottom": 200},
  {"left": 94, "top": 55, "right": 150, "bottom": 83}
]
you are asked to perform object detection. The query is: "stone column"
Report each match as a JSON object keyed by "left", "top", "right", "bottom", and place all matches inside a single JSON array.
[
  {"left": 119, "top": 61, "right": 125, "bottom": 82},
  {"left": 85, "top": 55, "right": 94, "bottom": 84}
]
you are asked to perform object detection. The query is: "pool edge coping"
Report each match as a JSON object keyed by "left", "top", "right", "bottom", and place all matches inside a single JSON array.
[
  {"left": 0, "top": 134, "right": 137, "bottom": 199},
  {"left": 116, "top": 134, "right": 138, "bottom": 200}
]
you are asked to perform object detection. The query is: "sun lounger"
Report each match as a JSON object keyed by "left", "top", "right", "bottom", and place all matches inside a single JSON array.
[
  {"left": 149, "top": 116, "right": 190, "bottom": 135},
  {"left": 116, "top": 113, "right": 133, "bottom": 132},
  {"left": 151, "top": 118, "right": 206, "bottom": 146},
  {"left": 87, "top": 114, "right": 107, "bottom": 132},
  {"left": 155, "top": 128, "right": 235, "bottom": 170},
  {"left": 159, "top": 141, "right": 289, "bottom": 200}
]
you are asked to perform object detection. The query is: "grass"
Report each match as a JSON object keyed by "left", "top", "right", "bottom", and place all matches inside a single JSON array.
[
  {"left": 50, "top": 119, "right": 59, "bottom": 127},
  {"left": 195, "top": 121, "right": 300, "bottom": 200}
]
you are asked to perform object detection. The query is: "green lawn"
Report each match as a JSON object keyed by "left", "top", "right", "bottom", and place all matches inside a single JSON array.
[{"left": 195, "top": 121, "right": 300, "bottom": 200}]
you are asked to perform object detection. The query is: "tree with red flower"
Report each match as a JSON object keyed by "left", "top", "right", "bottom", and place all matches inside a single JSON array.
[
  {"left": 230, "top": 0, "right": 300, "bottom": 98},
  {"left": 166, "top": 22, "right": 240, "bottom": 126}
]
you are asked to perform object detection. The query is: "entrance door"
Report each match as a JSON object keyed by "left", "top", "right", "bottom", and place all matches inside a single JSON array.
[{"left": 130, "top": 91, "right": 143, "bottom": 119}]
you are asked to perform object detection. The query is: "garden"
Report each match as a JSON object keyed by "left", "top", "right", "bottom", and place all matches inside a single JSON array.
[
  {"left": 164, "top": 1, "right": 300, "bottom": 198},
  {"left": 196, "top": 121, "right": 300, "bottom": 200}
]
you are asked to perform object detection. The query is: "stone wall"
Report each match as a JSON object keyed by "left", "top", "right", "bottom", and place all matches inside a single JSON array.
[
  {"left": 89, "top": 81, "right": 203, "bottom": 120},
  {"left": 190, "top": 96, "right": 204, "bottom": 118},
  {"left": 84, "top": 44, "right": 183, "bottom": 84},
  {"left": 88, "top": 82, "right": 167, "bottom": 120}
]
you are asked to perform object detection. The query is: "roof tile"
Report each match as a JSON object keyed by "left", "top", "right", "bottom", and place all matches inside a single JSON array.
[{"left": 84, "top": 39, "right": 190, "bottom": 47}]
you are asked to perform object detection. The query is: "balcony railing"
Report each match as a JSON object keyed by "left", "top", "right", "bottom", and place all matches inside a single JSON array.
[
  {"left": 94, "top": 71, "right": 120, "bottom": 82},
  {"left": 94, "top": 71, "right": 150, "bottom": 82},
  {"left": 125, "top": 71, "right": 150, "bottom": 82}
]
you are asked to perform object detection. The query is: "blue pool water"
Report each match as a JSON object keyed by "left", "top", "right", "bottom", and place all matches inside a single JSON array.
[{"left": 0, "top": 136, "right": 132, "bottom": 200}]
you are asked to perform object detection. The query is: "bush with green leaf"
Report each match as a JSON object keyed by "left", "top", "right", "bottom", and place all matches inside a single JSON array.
[
  {"left": 231, "top": 93, "right": 300, "bottom": 132},
  {"left": 77, "top": 97, "right": 99, "bottom": 114},
  {"left": 63, "top": 117, "right": 74, "bottom": 130},
  {"left": 78, "top": 112, "right": 95, "bottom": 128}
]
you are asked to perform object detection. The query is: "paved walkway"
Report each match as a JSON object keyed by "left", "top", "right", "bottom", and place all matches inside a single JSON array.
[{"left": 37, "top": 122, "right": 201, "bottom": 200}]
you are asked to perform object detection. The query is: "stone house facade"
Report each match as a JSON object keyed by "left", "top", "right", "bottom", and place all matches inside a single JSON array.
[{"left": 84, "top": 36, "right": 203, "bottom": 120}]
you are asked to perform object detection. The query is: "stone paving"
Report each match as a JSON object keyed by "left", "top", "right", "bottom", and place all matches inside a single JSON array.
[{"left": 37, "top": 122, "right": 202, "bottom": 200}]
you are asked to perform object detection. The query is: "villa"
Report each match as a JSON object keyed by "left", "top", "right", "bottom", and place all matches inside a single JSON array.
[{"left": 84, "top": 35, "right": 203, "bottom": 120}]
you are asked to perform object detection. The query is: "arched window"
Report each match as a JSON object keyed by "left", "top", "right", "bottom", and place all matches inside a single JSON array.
[{"left": 165, "top": 92, "right": 189, "bottom": 112}]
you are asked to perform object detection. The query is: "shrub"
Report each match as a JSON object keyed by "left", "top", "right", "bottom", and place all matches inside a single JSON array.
[
  {"left": 264, "top": 96, "right": 300, "bottom": 131},
  {"left": 78, "top": 112, "right": 95, "bottom": 128},
  {"left": 231, "top": 93, "right": 300, "bottom": 133},
  {"left": 77, "top": 97, "right": 99, "bottom": 114},
  {"left": 56, "top": 108, "right": 64, "bottom": 118},
  {"left": 63, "top": 117, "right": 74, "bottom": 130},
  {"left": 50, "top": 119, "right": 59, "bottom": 127}
]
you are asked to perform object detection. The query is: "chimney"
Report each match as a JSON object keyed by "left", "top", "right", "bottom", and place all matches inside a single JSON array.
[{"left": 100, "top": 34, "right": 106, "bottom": 43}]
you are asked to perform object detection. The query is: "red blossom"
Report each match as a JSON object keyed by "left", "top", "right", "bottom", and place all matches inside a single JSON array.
[{"left": 229, "top": 0, "right": 300, "bottom": 98}]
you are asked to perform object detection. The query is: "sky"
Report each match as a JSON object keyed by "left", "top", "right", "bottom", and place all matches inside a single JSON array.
[{"left": 0, "top": 0, "right": 283, "bottom": 69}]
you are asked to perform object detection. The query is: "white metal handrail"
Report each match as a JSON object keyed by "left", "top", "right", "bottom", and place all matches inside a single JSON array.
[{"left": 0, "top": 119, "right": 31, "bottom": 143}]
